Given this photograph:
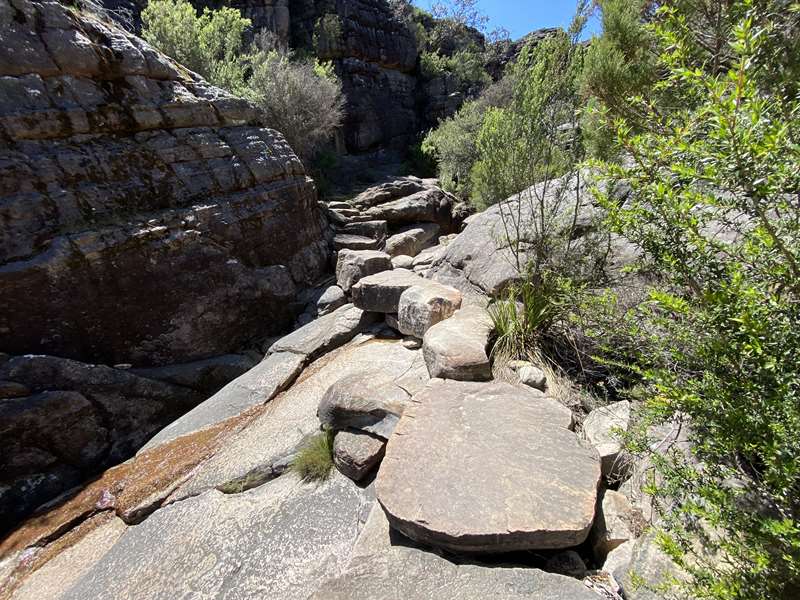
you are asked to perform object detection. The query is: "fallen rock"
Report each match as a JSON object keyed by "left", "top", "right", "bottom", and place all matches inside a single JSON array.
[
  {"left": 318, "top": 373, "right": 412, "bottom": 438},
  {"left": 602, "top": 539, "right": 635, "bottom": 592},
  {"left": 351, "top": 269, "right": 423, "bottom": 313},
  {"left": 617, "top": 532, "right": 690, "bottom": 600},
  {"left": 340, "top": 220, "right": 388, "bottom": 242},
  {"left": 519, "top": 365, "right": 547, "bottom": 391},
  {"left": 140, "top": 351, "right": 306, "bottom": 452},
  {"left": 385, "top": 223, "right": 440, "bottom": 257},
  {"left": 336, "top": 249, "right": 393, "bottom": 293},
  {"left": 58, "top": 473, "right": 374, "bottom": 600},
  {"left": 312, "top": 505, "right": 600, "bottom": 600},
  {"left": 391, "top": 255, "right": 414, "bottom": 269},
  {"left": 397, "top": 282, "right": 462, "bottom": 339},
  {"left": 317, "top": 285, "right": 347, "bottom": 316},
  {"left": 268, "top": 304, "right": 378, "bottom": 361},
  {"left": 583, "top": 401, "right": 632, "bottom": 480},
  {"left": 377, "top": 380, "right": 598, "bottom": 553},
  {"left": 422, "top": 306, "right": 492, "bottom": 380},
  {"left": 352, "top": 178, "right": 427, "bottom": 208},
  {"left": 333, "top": 429, "right": 386, "bottom": 481},
  {"left": 366, "top": 188, "right": 456, "bottom": 231},
  {"left": 592, "top": 489, "right": 637, "bottom": 560}
]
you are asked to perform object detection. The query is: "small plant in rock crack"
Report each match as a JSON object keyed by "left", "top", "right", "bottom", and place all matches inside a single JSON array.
[{"left": 291, "top": 429, "right": 335, "bottom": 481}]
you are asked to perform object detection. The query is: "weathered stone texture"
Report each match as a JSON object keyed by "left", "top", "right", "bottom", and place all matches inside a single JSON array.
[{"left": 0, "top": 0, "right": 329, "bottom": 367}]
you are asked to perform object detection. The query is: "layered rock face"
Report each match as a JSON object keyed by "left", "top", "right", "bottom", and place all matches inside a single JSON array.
[
  {"left": 290, "top": 0, "right": 419, "bottom": 152},
  {"left": 0, "top": 0, "right": 330, "bottom": 366}
]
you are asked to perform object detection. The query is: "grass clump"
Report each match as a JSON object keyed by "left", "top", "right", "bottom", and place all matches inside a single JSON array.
[{"left": 291, "top": 429, "right": 335, "bottom": 481}]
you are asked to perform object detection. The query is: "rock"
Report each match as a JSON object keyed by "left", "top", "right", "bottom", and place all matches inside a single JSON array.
[
  {"left": 58, "top": 472, "right": 374, "bottom": 600},
  {"left": 385, "top": 223, "right": 440, "bottom": 257},
  {"left": 336, "top": 249, "right": 393, "bottom": 293},
  {"left": 318, "top": 373, "right": 412, "bottom": 438},
  {"left": 167, "top": 338, "right": 429, "bottom": 501},
  {"left": 583, "top": 401, "right": 632, "bottom": 480},
  {"left": 351, "top": 268, "right": 423, "bottom": 313},
  {"left": 352, "top": 178, "right": 427, "bottom": 208},
  {"left": 617, "top": 532, "right": 690, "bottom": 600},
  {"left": 340, "top": 220, "right": 388, "bottom": 242},
  {"left": 391, "top": 254, "right": 414, "bottom": 269},
  {"left": 0, "top": 355, "right": 200, "bottom": 532},
  {"left": 401, "top": 336, "right": 421, "bottom": 350},
  {"left": 333, "top": 233, "right": 383, "bottom": 251},
  {"left": 602, "top": 539, "right": 635, "bottom": 591},
  {"left": 140, "top": 351, "right": 306, "bottom": 452},
  {"left": 376, "top": 380, "right": 598, "bottom": 553},
  {"left": 268, "top": 304, "right": 379, "bottom": 362},
  {"left": 397, "top": 282, "right": 462, "bottom": 339},
  {"left": 366, "top": 188, "right": 457, "bottom": 231},
  {"left": 422, "top": 306, "right": 492, "bottom": 380},
  {"left": 412, "top": 244, "right": 447, "bottom": 268},
  {"left": 546, "top": 551, "right": 587, "bottom": 579},
  {"left": 0, "top": 0, "right": 329, "bottom": 367},
  {"left": 129, "top": 354, "right": 257, "bottom": 395},
  {"left": 0, "top": 380, "right": 31, "bottom": 399},
  {"left": 312, "top": 505, "right": 600, "bottom": 600},
  {"left": 333, "top": 429, "right": 386, "bottom": 481},
  {"left": 592, "top": 490, "right": 637, "bottom": 561},
  {"left": 519, "top": 365, "right": 548, "bottom": 391},
  {"left": 317, "top": 285, "right": 347, "bottom": 316}
]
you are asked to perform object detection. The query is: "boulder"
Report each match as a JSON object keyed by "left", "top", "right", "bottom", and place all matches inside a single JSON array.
[
  {"left": 583, "top": 401, "right": 632, "bottom": 480},
  {"left": 0, "top": 380, "right": 31, "bottom": 399},
  {"left": 58, "top": 472, "right": 374, "bottom": 600},
  {"left": 312, "top": 505, "right": 600, "bottom": 600},
  {"left": 422, "top": 306, "right": 492, "bottom": 380},
  {"left": 140, "top": 351, "right": 306, "bottom": 452},
  {"left": 546, "top": 551, "right": 587, "bottom": 579},
  {"left": 333, "top": 429, "right": 386, "bottom": 481},
  {"left": 617, "top": 532, "right": 690, "bottom": 600},
  {"left": 592, "top": 489, "right": 637, "bottom": 560},
  {"left": 366, "top": 188, "right": 457, "bottom": 231},
  {"left": 318, "top": 373, "right": 412, "bottom": 438},
  {"left": 397, "top": 282, "right": 462, "bottom": 338},
  {"left": 268, "top": 304, "right": 379, "bottom": 361},
  {"left": 351, "top": 269, "right": 423, "bottom": 313},
  {"left": 603, "top": 539, "right": 635, "bottom": 592},
  {"left": 316, "top": 285, "right": 347, "bottom": 316},
  {"left": 385, "top": 223, "right": 440, "bottom": 257},
  {"left": 376, "top": 380, "right": 599, "bottom": 553},
  {"left": 0, "top": 0, "right": 329, "bottom": 367},
  {"left": 336, "top": 249, "right": 393, "bottom": 293},
  {"left": 390, "top": 254, "right": 414, "bottom": 269},
  {"left": 352, "top": 178, "right": 427, "bottom": 208}
]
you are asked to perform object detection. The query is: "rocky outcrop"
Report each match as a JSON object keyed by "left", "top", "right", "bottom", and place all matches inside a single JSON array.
[{"left": 0, "top": 0, "right": 329, "bottom": 367}]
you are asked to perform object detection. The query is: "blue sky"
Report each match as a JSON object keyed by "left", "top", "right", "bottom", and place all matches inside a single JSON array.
[{"left": 415, "top": 1, "right": 601, "bottom": 41}]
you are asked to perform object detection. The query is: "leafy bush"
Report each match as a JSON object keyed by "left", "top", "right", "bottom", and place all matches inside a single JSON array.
[
  {"left": 291, "top": 429, "right": 335, "bottom": 481},
  {"left": 249, "top": 49, "right": 344, "bottom": 162},
  {"left": 141, "top": 0, "right": 344, "bottom": 164},
  {"left": 590, "top": 3, "right": 800, "bottom": 598},
  {"left": 141, "top": 0, "right": 250, "bottom": 92}
]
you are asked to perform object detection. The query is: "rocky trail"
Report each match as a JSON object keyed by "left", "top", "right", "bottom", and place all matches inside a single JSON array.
[{"left": 0, "top": 1, "right": 685, "bottom": 598}]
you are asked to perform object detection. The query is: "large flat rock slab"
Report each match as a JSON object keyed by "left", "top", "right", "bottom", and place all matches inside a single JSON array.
[
  {"left": 312, "top": 505, "right": 599, "bottom": 600},
  {"left": 170, "top": 338, "right": 429, "bottom": 500},
  {"left": 376, "top": 380, "right": 599, "bottom": 553},
  {"left": 422, "top": 306, "right": 493, "bottom": 380},
  {"left": 352, "top": 269, "right": 424, "bottom": 313},
  {"left": 59, "top": 472, "right": 373, "bottom": 600}
]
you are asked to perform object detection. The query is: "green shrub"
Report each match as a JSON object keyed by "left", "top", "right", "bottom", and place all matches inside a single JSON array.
[
  {"left": 141, "top": 0, "right": 250, "bottom": 93},
  {"left": 291, "top": 429, "right": 335, "bottom": 481},
  {"left": 591, "top": 3, "right": 800, "bottom": 597}
]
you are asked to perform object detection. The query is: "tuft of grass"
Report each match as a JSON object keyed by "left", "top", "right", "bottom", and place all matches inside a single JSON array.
[{"left": 291, "top": 429, "right": 335, "bottom": 481}]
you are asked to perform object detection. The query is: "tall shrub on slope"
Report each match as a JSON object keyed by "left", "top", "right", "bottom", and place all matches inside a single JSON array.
[{"left": 591, "top": 2, "right": 800, "bottom": 597}]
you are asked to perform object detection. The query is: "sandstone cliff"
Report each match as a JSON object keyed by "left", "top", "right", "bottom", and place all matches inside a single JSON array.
[{"left": 0, "top": 0, "right": 330, "bottom": 367}]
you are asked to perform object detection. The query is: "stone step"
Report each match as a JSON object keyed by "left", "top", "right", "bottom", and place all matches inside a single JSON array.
[
  {"left": 421, "top": 305, "right": 493, "bottom": 381},
  {"left": 385, "top": 223, "right": 439, "bottom": 258},
  {"left": 376, "top": 380, "right": 600, "bottom": 554},
  {"left": 339, "top": 220, "right": 388, "bottom": 241},
  {"left": 333, "top": 234, "right": 383, "bottom": 252}
]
